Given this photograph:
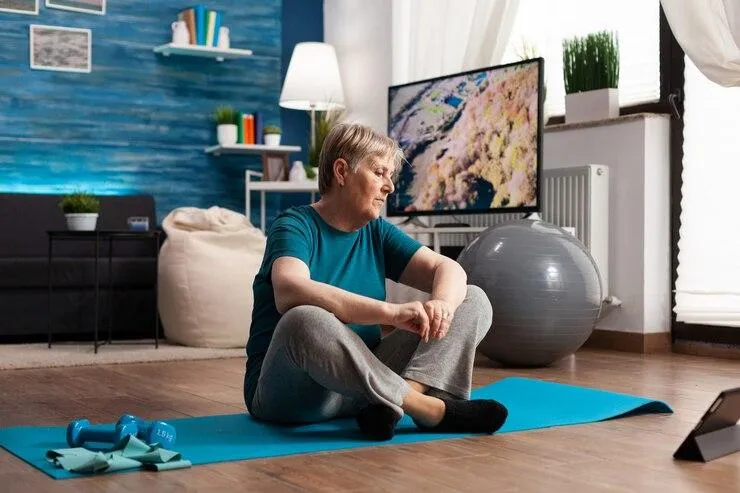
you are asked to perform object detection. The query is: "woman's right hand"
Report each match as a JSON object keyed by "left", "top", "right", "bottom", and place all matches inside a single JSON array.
[{"left": 388, "top": 301, "right": 431, "bottom": 342}]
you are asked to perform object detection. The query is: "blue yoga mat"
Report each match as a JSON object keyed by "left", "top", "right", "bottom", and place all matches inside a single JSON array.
[{"left": 0, "top": 377, "right": 672, "bottom": 479}]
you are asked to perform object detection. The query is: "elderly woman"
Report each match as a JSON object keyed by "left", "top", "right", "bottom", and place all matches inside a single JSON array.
[{"left": 244, "top": 123, "right": 507, "bottom": 440}]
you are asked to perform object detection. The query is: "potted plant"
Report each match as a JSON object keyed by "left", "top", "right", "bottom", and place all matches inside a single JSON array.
[
  {"left": 308, "top": 108, "right": 345, "bottom": 172},
  {"left": 562, "top": 30, "right": 619, "bottom": 123},
  {"left": 517, "top": 40, "right": 548, "bottom": 123},
  {"left": 214, "top": 106, "right": 238, "bottom": 146},
  {"left": 263, "top": 125, "right": 281, "bottom": 146},
  {"left": 58, "top": 191, "right": 100, "bottom": 231}
]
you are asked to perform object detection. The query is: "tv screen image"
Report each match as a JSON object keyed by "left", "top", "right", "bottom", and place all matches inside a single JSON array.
[{"left": 387, "top": 58, "right": 543, "bottom": 217}]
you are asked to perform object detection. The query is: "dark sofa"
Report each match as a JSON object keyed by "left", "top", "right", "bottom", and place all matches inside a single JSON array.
[{"left": 0, "top": 193, "right": 161, "bottom": 342}]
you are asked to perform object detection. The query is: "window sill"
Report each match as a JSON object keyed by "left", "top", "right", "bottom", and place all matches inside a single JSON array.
[{"left": 545, "top": 112, "right": 671, "bottom": 133}]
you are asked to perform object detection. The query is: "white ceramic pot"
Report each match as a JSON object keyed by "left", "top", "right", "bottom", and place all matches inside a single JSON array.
[
  {"left": 264, "top": 133, "right": 281, "bottom": 146},
  {"left": 66, "top": 213, "right": 98, "bottom": 231},
  {"left": 565, "top": 88, "right": 619, "bottom": 124},
  {"left": 217, "top": 124, "right": 238, "bottom": 146},
  {"left": 217, "top": 26, "right": 230, "bottom": 49}
]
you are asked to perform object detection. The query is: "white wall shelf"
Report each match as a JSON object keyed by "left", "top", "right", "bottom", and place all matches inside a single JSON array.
[
  {"left": 205, "top": 144, "right": 301, "bottom": 156},
  {"left": 246, "top": 171, "right": 318, "bottom": 232},
  {"left": 153, "top": 43, "right": 253, "bottom": 62}
]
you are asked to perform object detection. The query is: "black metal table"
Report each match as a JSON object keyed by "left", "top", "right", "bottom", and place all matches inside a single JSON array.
[{"left": 47, "top": 230, "right": 162, "bottom": 353}]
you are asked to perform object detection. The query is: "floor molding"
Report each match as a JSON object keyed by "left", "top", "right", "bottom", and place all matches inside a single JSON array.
[
  {"left": 672, "top": 340, "right": 740, "bottom": 360},
  {"left": 583, "top": 329, "right": 671, "bottom": 353}
]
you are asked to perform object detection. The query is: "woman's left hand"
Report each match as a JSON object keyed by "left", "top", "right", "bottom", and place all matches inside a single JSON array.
[{"left": 423, "top": 299, "right": 454, "bottom": 340}]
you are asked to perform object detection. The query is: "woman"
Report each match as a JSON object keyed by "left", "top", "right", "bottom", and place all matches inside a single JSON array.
[{"left": 244, "top": 123, "right": 507, "bottom": 440}]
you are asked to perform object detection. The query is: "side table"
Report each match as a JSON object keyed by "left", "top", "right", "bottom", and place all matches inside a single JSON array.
[{"left": 47, "top": 230, "right": 162, "bottom": 353}]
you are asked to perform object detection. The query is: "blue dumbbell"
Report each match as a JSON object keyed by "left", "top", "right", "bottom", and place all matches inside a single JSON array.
[
  {"left": 66, "top": 419, "right": 138, "bottom": 448},
  {"left": 119, "top": 414, "right": 177, "bottom": 447}
]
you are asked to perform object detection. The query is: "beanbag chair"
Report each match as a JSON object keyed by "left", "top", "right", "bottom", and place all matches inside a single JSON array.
[{"left": 158, "top": 206, "right": 266, "bottom": 348}]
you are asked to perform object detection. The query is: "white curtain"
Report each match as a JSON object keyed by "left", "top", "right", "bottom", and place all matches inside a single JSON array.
[
  {"left": 662, "top": 0, "right": 740, "bottom": 326},
  {"left": 661, "top": 0, "right": 740, "bottom": 86},
  {"left": 392, "top": 0, "right": 520, "bottom": 84}
]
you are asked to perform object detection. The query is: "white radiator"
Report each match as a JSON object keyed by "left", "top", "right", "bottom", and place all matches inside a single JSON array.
[{"left": 428, "top": 165, "right": 610, "bottom": 296}]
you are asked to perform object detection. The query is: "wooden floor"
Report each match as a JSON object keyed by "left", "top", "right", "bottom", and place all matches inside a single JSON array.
[{"left": 1, "top": 348, "right": 740, "bottom": 492}]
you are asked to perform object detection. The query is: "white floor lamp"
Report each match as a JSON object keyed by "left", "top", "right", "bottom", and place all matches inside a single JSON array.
[{"left": 279, "top": 42, "right": 346, "bottom": 158}]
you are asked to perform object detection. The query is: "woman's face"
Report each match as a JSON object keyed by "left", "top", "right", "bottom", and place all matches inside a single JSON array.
[{"left": 341, "top": 154, "right": 395, "bottom": 222}]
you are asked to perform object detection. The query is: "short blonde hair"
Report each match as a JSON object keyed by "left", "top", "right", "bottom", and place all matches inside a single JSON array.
[{"left": 318, "top": 123, "right": 404, "bottom": 195}]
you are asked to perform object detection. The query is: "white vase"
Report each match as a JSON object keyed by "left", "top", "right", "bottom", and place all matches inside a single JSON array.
[
  {"left": 264, "top": 133, "right": 281, "bottom": 146},
  {"left": 66, "top": 213, "right": 98, "bottom": 231},
  {"left": 217, "top": 26, "right": 230, "bottom": 49},
  {"left": 217, "top": 124, "right": 238, "bottom": 145},
  {"left": 289, "top": 161, "right": 307, "bottom": 182},
  {"left": 565, "top": 88, "right": 619, "bottom": 124},
  {"left": 171, "top": 20, "right": 190, "bottom": 45}
]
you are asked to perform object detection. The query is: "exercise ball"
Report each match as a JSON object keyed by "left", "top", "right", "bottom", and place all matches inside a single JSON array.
[{"left": 457, "top": 218, "right": 603, "bottom": 366}]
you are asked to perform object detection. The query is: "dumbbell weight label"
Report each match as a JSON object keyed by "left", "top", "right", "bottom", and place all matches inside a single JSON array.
[{"left": 156, "top": 428, "right": 175, "bottom": 442}]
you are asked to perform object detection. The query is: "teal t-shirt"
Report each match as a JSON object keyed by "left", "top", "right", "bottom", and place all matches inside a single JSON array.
[{"left": 244, "top": 205, "right": 422, "bottom": 407}]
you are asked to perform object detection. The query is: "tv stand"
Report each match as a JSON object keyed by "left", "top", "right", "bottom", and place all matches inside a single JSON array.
[
  {"left": 399, "top": 225, "right": 487, "bottom": 253},
  {"left": 434, "top": 222, "right": 471, "bottom": 228},
  {"left": 397, "top": 216, "right": 430, "bottom": 228}
]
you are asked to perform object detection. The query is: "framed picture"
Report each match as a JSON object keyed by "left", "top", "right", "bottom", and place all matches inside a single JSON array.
[
  {"left": 30, "top": 24, "right": 91, "bottom": 73},
  {"left": 46, "top": 0, "right": 104, "bottom": 15},
  {"left": 262, "top": 154, "right": 289, "bottom": 181},
  {"left": 0, "top": 0, "right": 38, "bottom": 15}
]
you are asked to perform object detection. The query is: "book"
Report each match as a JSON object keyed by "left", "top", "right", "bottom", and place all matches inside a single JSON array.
[
  {"left": 253, "top": 111, "right": 263, "bottom": 145},
  {"left": 206, "top": 10, "right": 221, "bottom": 47},
  {"left": 193, "top": 4, "right": 206, "bottom": 46},
  {"left": 177, "top": 8, "right": 196, "bottom": 44},
  {"left": 236, "top": 111, "right": 244, "bottom": 144}
]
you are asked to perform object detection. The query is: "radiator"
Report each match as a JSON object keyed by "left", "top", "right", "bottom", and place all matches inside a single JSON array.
[{"left": 428, "top": 165, "right": 610, "bottom": 296}]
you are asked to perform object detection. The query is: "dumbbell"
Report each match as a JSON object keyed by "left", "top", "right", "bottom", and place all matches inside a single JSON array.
[
  {"left": 119, "top": 414, "right": 177, "bottom": 447},
  {"left": 66, "top": 418, "right": 138, "bottom": 448}
]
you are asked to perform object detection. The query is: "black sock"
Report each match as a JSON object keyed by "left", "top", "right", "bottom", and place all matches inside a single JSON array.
[
  {"left": 418, "top": 399, "right": 508, "bottom": 434},
  {"left": 356, "top": 404, "right": 400, "bottom": 441},
  {"left": 425, "top": 388, "right": 462, "bottom": 401}
]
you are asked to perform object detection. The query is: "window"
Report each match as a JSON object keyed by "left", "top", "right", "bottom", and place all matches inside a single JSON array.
[
  {"left": 674, "top": 55, "right": 740, "bottom": 328},
  {"left": 499, "top": 0, "right": 661, "bottom": 118}
]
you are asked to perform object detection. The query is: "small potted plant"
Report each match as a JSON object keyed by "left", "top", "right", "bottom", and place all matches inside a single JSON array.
[
  {"left": 213, "top": 106, "right": 238, "bottom": 146},
  {"left": 58, "top": 191, "right": 100, "bottom": 231},
  {"left": 562, "top": 30, "right": 619, "bottom": 123},
  {"left": 263, "top": 125, "right": 281, "bottom": 146}
]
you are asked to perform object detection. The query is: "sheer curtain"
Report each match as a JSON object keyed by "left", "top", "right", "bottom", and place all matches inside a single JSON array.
[
  {"left": 662, "top": 0, "right": 740, "bottom": 326},
  {"left": 498, "top": 0, "right": 661, "bottom": 118},
  {"left": 392, "top": 0, "right": 520, "bottom": 85}
]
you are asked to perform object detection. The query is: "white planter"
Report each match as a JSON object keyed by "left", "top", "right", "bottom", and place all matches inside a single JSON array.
[
  {"left": 217, "top": 124, "right": 238, "bottom": 146},
  {"left": 565, "top": 88, "right": 619, "bottom": 124},
  {"left": 264, "top": 133, "right": 281, "bottom": 146},
  {"left": 65, "top": 213, "right": 98, "bottom": 231}
]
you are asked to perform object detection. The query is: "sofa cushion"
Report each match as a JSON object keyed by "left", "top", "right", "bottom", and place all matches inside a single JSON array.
[{"left": 0, "top": 258, "right": 157, "bottom": 289}]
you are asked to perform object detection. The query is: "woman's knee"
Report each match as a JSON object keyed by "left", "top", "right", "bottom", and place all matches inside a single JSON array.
[
  {"left": 275, "top": 304, "right": 343, "bottom": 347},
  {"left": 457, "top": 285, "right": 493, "bottom": 341},
  {"left": 463, "top": 285, "right": 492, "bottom": 316}
]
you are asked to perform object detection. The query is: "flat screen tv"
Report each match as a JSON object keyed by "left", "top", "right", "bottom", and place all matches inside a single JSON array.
[{"left": 386, "top": 58, "right": 544, "bottom": 217}]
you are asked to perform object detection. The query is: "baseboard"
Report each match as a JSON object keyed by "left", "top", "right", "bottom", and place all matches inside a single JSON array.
[
  {"left": 583, "top": 329, "right": 671, "bottom": 353},
  {"left": 672, "top": 340, "right": 740, "bottom": 360}
]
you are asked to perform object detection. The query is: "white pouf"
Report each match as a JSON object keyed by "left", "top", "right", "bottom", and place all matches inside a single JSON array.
[{"left": 158, "top": 206, "right": 266, "bottom": 348}]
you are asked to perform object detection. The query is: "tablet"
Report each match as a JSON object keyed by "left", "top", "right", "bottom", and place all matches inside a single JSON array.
[{"left": 674, "top": 387, "right": 740, "bottom": 462}]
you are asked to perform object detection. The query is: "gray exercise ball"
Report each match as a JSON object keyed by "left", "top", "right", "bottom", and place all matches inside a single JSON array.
[{"left": 457, "top": 218, "right": 603, "bottom": 366}]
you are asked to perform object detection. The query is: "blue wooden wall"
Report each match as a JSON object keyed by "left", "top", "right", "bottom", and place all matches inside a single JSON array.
[{"left": 0, "top": 0, "right": 295, "bottom": 224}]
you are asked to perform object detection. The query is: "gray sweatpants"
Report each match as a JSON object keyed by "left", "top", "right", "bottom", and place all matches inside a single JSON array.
[{"left": 247, "top": 285, "right": 492, "bottom": 424}]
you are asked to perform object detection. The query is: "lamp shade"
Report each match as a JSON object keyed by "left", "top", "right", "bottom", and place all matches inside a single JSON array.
[{"left": 279, "top": 42, "right": 345, "bottom": 111}]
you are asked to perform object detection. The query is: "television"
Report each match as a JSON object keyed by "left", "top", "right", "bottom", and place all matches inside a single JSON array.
[{"left": 386, "top": 58, "right": 544, "bottom": 218}]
